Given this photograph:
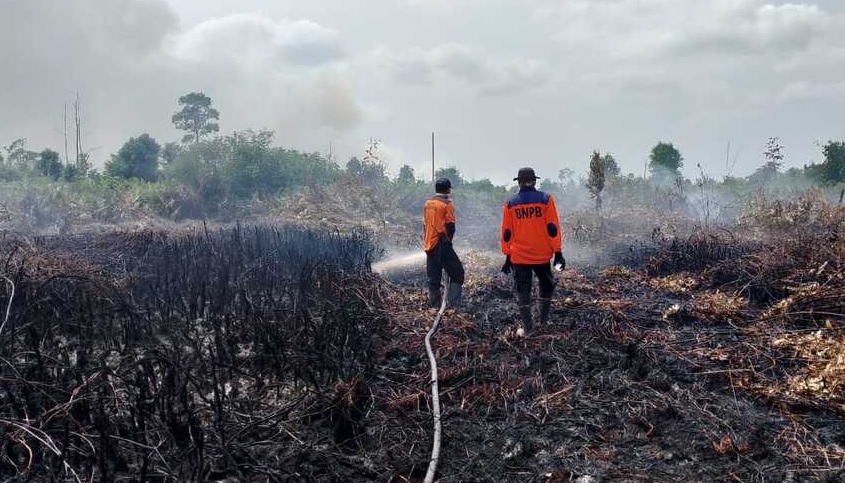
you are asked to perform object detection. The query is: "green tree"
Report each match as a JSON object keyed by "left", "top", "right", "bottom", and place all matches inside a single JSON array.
[
  {"left": 397, "top": 164, "right": 416, "bottom": 184},
  {"left": 161, "top": 142, "right": 183, "bottom": 165},
  {"left": 222, "top": 130, "right": 280, "bottom": 199},
  {"left": 649, "top": 142, "right": 683, "bottom": 181},
  {"left": 5, "top": 138, "right": 36, "bottom": 170},
  {"left": 586, "top": 150, "right": 605, "bottom": 211},
  {"left": 105, "top": 134, "right": 161, "bottom": 181},
  {"left": 602, "top": 153, "right": 620, "bottom": 178},
  {"left": 750, "top": 137, "right": 785, "bottom": 185},
  {"left": 763, "top": 137, "right": 784, "bottom": 172},
  {"left": 347, "top": 155, "right": 388, "bottom": 187},
  {"left": 464, "top": 178, "right": 504, "bottom": 199},
  {"left": 172, "top": 92, "right": 220, "bottom": 144},
  {"left": 163, "top": 138, "right": 227, "bottom": 207},
  {"left": 434, "top": 166, "right": 464, "bottom": 188},
  {"left": 346, "top": 156, "right": 364, "bottom": 176},
  {"left": 37, "top": 149, "right": 63, "bottom": 180},
  {"left": 822, "top": 140, "right": 845, "bottom": 184},
  {"left": 280, "top": 150, "right": 339, "bottom": 188}
]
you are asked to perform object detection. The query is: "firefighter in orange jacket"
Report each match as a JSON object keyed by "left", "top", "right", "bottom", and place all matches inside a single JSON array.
[
  {"left": 500, "top": 167, "right": 564, "bottom": 331},
  {"left": 423, "top": 178, "right": 465, "bottom": 308}
]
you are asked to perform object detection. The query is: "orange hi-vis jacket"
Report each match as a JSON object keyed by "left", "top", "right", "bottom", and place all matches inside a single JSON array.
[
  {"left": 500, "top": 187, "right": 562, "bottom": 264},
  {"left": 423, "top": 194, "right": 456, "bottom": 252}
]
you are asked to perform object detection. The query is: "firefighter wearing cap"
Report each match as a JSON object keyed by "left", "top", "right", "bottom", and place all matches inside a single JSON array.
[
  {"left": 500, "top": 167, "right": 565, "bottom": 332},
  {"left": 423, "top": 177, "right": 465, "bottom": 308}
]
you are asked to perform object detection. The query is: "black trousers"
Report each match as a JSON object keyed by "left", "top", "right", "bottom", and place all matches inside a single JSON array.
[
  {"left": 426, "top": 240, "right": 465, "bottom": 291},
  {"left": 513, "top": 263, "right": 555, "bottom": 301}
]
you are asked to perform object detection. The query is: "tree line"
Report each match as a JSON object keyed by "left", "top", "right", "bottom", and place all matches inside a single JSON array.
[{"left": 2, "top": 91, "right": 844, "bottom": 216}]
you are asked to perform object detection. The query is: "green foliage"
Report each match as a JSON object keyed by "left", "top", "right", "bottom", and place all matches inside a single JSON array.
[
  {"left": 36, "top": 149, "right": 62, "bottom": 180},
  {"left": 223, "top": 130, "right": 281, "bottom": 199},
  {"left": 5, "top": 138, "right": 37, "bottom": 171},
  {"left": 763, "top": 137, "right": 784, "bottom": 171},
  {"left": 750, "top": 137, "right": 785, "bottom": 185},
  {"left": 802, "top": 141, "right": 845, "bottom": 185},
  {"left": 105, "top": 134, "right": 161, "bottom": 182},
  {"left": 587, "top": 151, "right": 606, "bottom": 212},
  {"left": 347, "top": 156, "right": 388, "bottom": 187},
  {"left": 223, "top": 130, "right": 340, "bottom": 200},
  {"left": 0, "top": 165, "right": 22, "bottom": 182},
  {"left": 649, "top": 142, "right": 683, "bottom": 181},
  {"left": 397, "top": 164, "right": 416, "bottom": 184},
  {"left": 131, "top": 179, "right": 207, "bottom": 220},
  {"left": 602, "top": 153, "right": 620, "bottom": 178},
  {"left": 822, "top": 140, "right": 845, "bottom": 184},
  {"left": 161, "top": 142, "right": 183, "bottom": 165},
  {"left": 172, "top": 92, "right": 220, "bottom": 144},
  {"left": 62, "top": 164, "right": 86, "bottom": 182},
  {"left": 163, "top": 138, "right": 223, "bottom": 188},
  {"left": 161, "top": 138, "right": 226, "bottom": 210},
  {"left": 279, "top": 149, "right": 339, "bottom": 189},
  {"left": 435, "top": 166, "right": 464, "bottom": 188},
  {"left": 463, "top": 178, "right": 499, "bottom": 193},
  {"left": 162, "top": 131, "right": 339, "bottom": 216},
  {"left": 803, "top": 161, "right": 826, "bottom": 184}
]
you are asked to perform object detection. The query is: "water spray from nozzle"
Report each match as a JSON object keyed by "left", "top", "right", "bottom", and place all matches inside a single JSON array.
[{"left": 372, "top": 252, "right": 426, "bottom": 274}]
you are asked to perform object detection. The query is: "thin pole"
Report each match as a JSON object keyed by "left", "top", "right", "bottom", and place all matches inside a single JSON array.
[
  {"left": 431, "top": 132, "right": 435, "bottom": 182},
  {"left": 63, "top": 104, "right": 69, "bottom": 166}
]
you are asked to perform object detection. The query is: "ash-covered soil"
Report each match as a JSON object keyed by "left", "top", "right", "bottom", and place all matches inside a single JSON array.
[
  {"left": 312, "top": 246, "right": 845, "bottom": 483},
  {"left": 3, "top": 207, "right": 843, "bottom": 483}
]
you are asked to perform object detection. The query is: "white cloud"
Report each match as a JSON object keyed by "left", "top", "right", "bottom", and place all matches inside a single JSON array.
[
  {"left": 169, "top": 14, "right": 344, "bottom": 67},
  {"left": 539, "top": 0, "right": 833, "bottom": 65},
  {"left": 777, "top": 80, "right": 845, "bottom": 103},
  {"left": 404, "top": 0, "right": 501, "bottom": 13},
  {"left": 2, "top": 0, "right": 845, "bottom": 183}
]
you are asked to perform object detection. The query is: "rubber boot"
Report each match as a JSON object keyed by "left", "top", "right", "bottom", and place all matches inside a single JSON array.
[
  {"left": 428, "top": 287, "right": 442, "bottom": 308},
  {"left": 447, "top": 282, "right": 462, "bottom": 308},
  {"left": 519, "top": 305, "right": 533, "bottom": 331},
  {"left": 517, "top": 291, "right": 533, "bottom": 331},
  {"left": 539, "top": 298, "right": 551, "bottom": 325}
]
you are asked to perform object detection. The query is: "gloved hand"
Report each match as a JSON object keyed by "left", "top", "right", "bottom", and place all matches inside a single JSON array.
[
  {"left": 501, "top": 256, "right": 512, "bottom": 274},
  {"left": 553, "top": 252, "right": 565, "bottom": 271}
]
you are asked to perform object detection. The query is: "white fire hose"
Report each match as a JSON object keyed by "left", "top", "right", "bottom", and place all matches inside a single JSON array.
[{"left": 423, "top": 275, "right": 448, "bottom": 483}]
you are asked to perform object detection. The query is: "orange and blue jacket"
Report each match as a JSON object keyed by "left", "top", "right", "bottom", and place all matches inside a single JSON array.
[
  {"left": 500, "top": 187, "right": 562, "bottom": 264},
  {"left": 423, "top": 194, "right": 456, "bottom": 252}
]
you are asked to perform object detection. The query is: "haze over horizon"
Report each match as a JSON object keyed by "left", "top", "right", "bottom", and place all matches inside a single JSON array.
[{"left": 2, "top": 0, "right": 844, "bottom": 185}]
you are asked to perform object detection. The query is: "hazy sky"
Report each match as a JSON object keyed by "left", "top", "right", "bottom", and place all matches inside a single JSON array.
[{"left": 2, "top": 0, "right": 844, "bottom": 185}]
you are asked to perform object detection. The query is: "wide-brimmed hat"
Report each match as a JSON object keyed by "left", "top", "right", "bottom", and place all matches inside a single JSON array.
[{"left": 513, "top": 167, "right": 540, "bottom": 181}]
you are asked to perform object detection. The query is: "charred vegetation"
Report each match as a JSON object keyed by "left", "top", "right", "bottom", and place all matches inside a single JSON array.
[{"left": 0, "top": 181, "right": 844, "bottom": 482}]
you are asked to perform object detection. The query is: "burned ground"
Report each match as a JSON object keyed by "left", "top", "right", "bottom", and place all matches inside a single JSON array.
[
  {"left": 359, "top": 234, "right": 845, "bottom": 483},
  {"left": 1, "top": 194, "right": 844, "bottom": 482}
]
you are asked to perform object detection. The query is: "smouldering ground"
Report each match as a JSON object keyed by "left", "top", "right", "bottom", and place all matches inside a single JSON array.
[{"left": 360, "top": 242, "right": 845, "bottom": 482}]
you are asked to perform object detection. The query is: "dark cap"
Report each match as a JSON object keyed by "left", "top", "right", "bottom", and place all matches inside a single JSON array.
[
  {"left": 435, "top": 177, "right": 452, "bottom": 193},
  {"left": 513, "top": 167, "right": 540, "bottom": 181}
]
